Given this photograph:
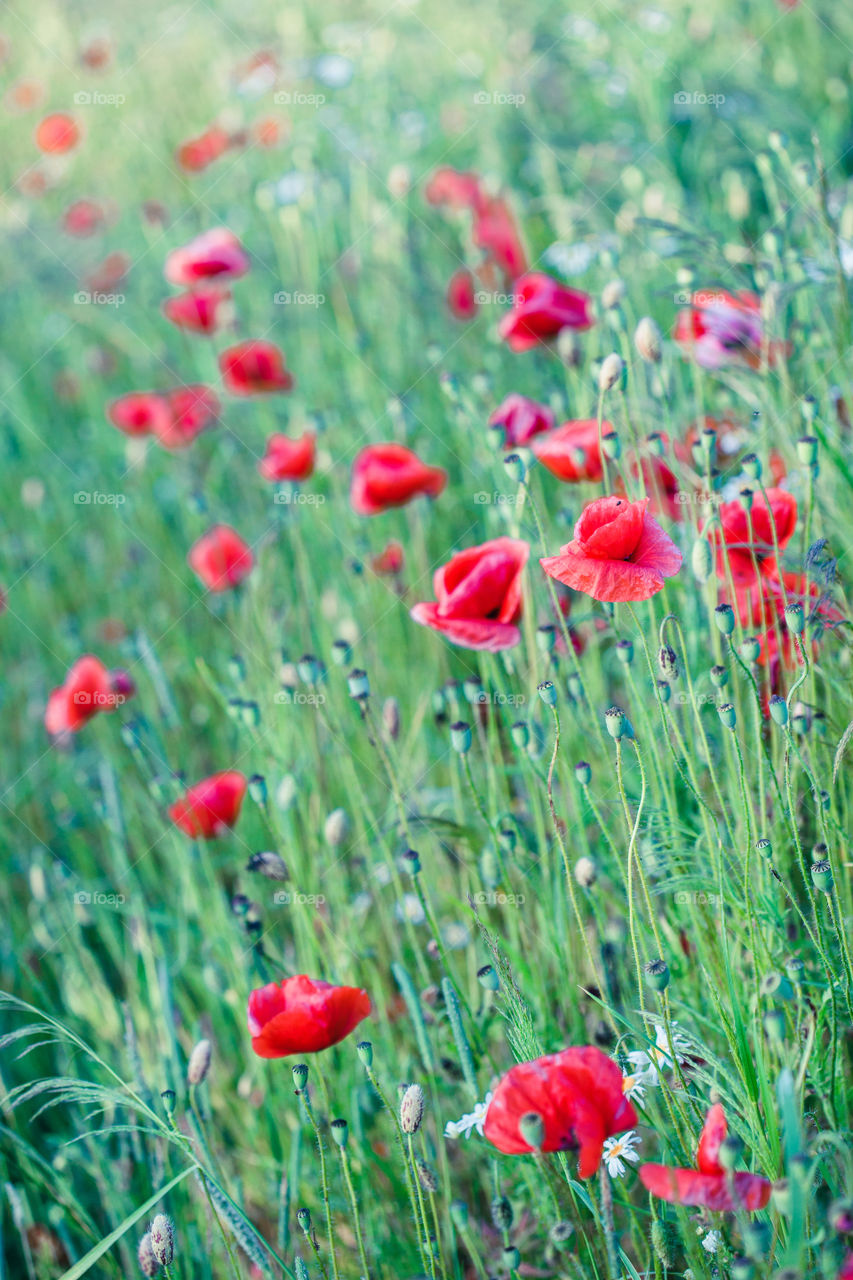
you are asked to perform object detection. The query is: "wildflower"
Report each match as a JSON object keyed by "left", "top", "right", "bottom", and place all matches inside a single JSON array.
[
  {"left": 400, "top": 1084, "right": 425, "bottom": 1133},
  {"left": 63, "top": 199, "right": 104, "bottom": 237},
  {"left": 640, "top": 1103, "right": 771, "bottom": 1211},
  {"left": 107, "top": 391, "right": 172, "bottom": 438},
  {"left": 702, "top": 1229, "right": 723, "bottom": 1254},
  {"left": 35, "top": 112, "right": 79, "bottom": 153},
  {"left": 161, "top": 287, "right": 231, "bottom": 335},
  {"left": 157, "top": 386, "right": 220, "bottom": 449},
  {"left": 673, "top": 289, "right": 763, "bottom": 369},
  {"left": 713, "top": 487, "right": 798, "bottom": 585},
  {"left": 446, "top": 269, "right": 478, "bottom": 320},
  {"left": 188, "top": 525, "right": 254, "bottom": 592},
  {"left": 444, "top": 1092, "right": 493, "bottom": 1139},
  {"left": 602, "top": 1129, "right": 642, "bottom": 1178},
  {"left": 411, "top": 537, "right": 529, "bottom": 651},
  {"left": 489, "top": 394, "right": 555, "bottom": 448},
  {"left": 45, "top": 656, "right": 134, "bottom": 736},
  {"left": 499, "top": 272, "right": 594, "bottom": 351},
  {"left": 169, "top": 771, "right": 247, "bottom": 839},
  {"left": 164, "top": 228, "right": 249, "bottom": 286},
  {"left": 247, "top": 975, "right": 370, "bottom": 1058},
  {"left": 625, "top": 1021, "right": 691, "bottom": 1084},
  {"left": 176, "top": 126, "right": 230, "bottom": 172},
  {"left": 350, "top": 443, "right": 446, "bottom": 515},
  {"left": 259, "top": 431, "right": 316, "bottom": 483},
  {"left": 219, "top": 341, "right": 293, "bottom": 395},
  {"left": 541, "top": 496, "right": 682, "bottom": 603},
  {"left": 532, "top": 419, "right": 608, "bottom": 483}
]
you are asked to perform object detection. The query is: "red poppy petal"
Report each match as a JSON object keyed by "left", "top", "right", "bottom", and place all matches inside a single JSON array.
[
  {"left": 630, "top": 514, "right": 683, "bottom": 577},
  {"left": 541, "top": 549, "right": 665, "bottom": 603},
  {"left": 696, "top": 1103, "right": 727, "bottom": 1175},
  {"left": 576, "top": 497, "right": 647, "bottom": 560},
  {"left": 410, "top": 602, "right": 520, "bottom": 652},
  {"left": 639, "top": 1165, "right": 771, "bottom": 1211}
]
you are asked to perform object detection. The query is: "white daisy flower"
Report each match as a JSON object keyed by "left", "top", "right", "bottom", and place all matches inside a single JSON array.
[
  {"left": 701, "top": 1229, "right": 723, "bottom": 1254},
  {"left": 444, "top": 1092, "right": 493, "bottom": 1140},
  {"left": 626, "top": 1022, "right": 691, "bottom": 1084},
  {"left": 602, "top": 1130, "right": 641, "bottom": 1178}
]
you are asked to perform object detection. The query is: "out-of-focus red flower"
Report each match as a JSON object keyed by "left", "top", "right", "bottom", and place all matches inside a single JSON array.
[
  {"left": 371, "top": 540, "right": 404, "bottom": 575},
  {"left": 7, "top": 79, "right": 45, "bottom": 113},
  {"left": 252, "top": 115, "right": 288, "bottom": 147},
  {"left": 161, "top": 287, "right": 231, "bottom": 335},
  {"left": 62, "top": 199, "right": 104, "bottom": 237},
  {"left": 473, "top": 194, "right": 527, "bottom": 281},
  {"left": 632, "top": 451, "right": 683, "bottom": 523},
  {"left": 446, "top": 269, "right": 478, "bottom": 320},
  {"left": 79, "top": 35, "right": 112, "bottom": 70},
  {"left": 248, "top": 974, "right": 371, "bottom": 1058},
  {"left": 45, "top": 655, "right": 133, "bottom": 736},
  {"left": 219, "top": 341, "right": 293, "bottom": 395},
  {"left": 108, "top": 391, "right": 172, "bottom": 438},
  {"left": 640, "top": 1104, "right": 771, "bottom": 1211},
  {"left": 411, "top": 536, "right": 529, "bottom": 651},
  {"left": 177, "top": 125, "right": 230, "bottom": 172},
  {"left": 156, "top": 386, "right": 220, "bottom": 449},
  {"left": 164, "top": 228, "right": 249, "bottom": 287},
  {"left": 351, "top": 443, "right": 446, "bottom": 516},
  {"left": 734, "top": 566, "right": 841, "bottom": 680},
  {"left": 424, "top": 166, "right": 484, "bottom": 209},
  {"left": 541, "top": 496, "right": 682, "bottom": 603},
  {"left": 484, "top": 1046, "right": 637, "bottom": 1178},
  {"left": 499, "top": 273, "right": 594, "bottom": 352},
  {"left": 489, "top": 394, "right": 554, "bottom": 447},
  {"left": 259, "top": 431, "right": 316, "bottom": 482},
  {"left": 673, "top": 289, "right": 763, "bottom": 369},
  {"left": 169, "top": 770, "right": 247, "bottom": 838},
  {"left": 838, "top": 1254, "right": 853, "bottom": 1280},
  {"left": 713, "top": 487, "right": 797, "bottom": 585},
  {"left": 533, "top": 419, "right": 607, "bottom": 483},
  {"left": 188, "top": 525, "right": 254, "bottom": 592},
  {"left": 35, "top": 112, "right": 79, "bottom": 154},
  {"left": 85, "top": 251, "right": 130, "bottom": 294}
]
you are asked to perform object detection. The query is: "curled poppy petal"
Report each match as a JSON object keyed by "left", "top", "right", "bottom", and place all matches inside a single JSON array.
[
  {"left": 259, "top": 432, "right": 316, "bottom": 483},
  {"left": 639, "top": 1165, "right": 771, "bottom": 1212},
  {"left": 533, "top": 419, "right": 606, "bottom": 483},
  {"left": 164, "top": 228, "right": 249, "bottom": 287},
  {"left": 219, "top": 340, "right": 292, "bottom": 395},
  {"left": 248, "top": 974, "right": 371, "bottom": 1057},
  {"left": 696, "top": 1102, "right": 727, "bottom": 1175},
  {"left": 499, "top": 272, "right": 594, "bottom": 352},
  {"left": 412, "top": 538, "right": 528, "bottom": 652}
]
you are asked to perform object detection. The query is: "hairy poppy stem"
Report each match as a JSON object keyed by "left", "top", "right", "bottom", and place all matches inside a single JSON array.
[{"left": 598, "top": 1166, "right": 620, "bottom": 1280}]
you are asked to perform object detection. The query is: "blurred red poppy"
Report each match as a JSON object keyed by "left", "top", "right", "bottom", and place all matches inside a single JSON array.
[
  {"left": 177, "top": 125, "right": 230, "bottom": 172},
  {"left": 446, "top": 269, "right": 478, "bottom": 320},
  {"left": 484, "top": 1045, "right": 637, "bottom": 1178},
  {"left": 165, "top": 228, "right": 249, "bottom": 287},
  {"left": 219, "top": 341, "right": 293, "bottom": 395},
  {"left": 733, "top": 566, "right": 841, "bottom": 680},
  {"left": 188, "top": 525, "right": 254, "bottom": 591},
  {"left": 473, "top": 194, "right": 527, "bottom": 281},
  {"left": 713, "top": 488, "right": 797, "bottom": 585},
  {"left": 156, "top": 386, "right": 220, "bottom": 449},
  {"left": 169, "top": 770, "right": 247, "bottom": 838},
  {"left": 45, "top": 655, "right": 133, "bottom": 736},
  {"left": 259, "top": 431, "right": 316, "bottom": 482},
  {"left": 108, "top": 391, "right": 172, "bottom": 438},
  {"left": 640, "top": 1103, "right": 771, "bottom": 1211},
  {"left": 533, "top": 419, "right": 607, "bottom": 483},
  {"left": 161, "top": 287, "right": 231, "bottom": 335},
  {"left": 62, "top": 199, "right": 104, "bottom": 237},
  {"left": 372, "top": 540, "right": 404, "bottom": 575},
  {"left": 673, "top": 289, "right": 763, "bottom": 369},
  {"left": 411, "top": 536, "right": 529, "bottom": 651},
  {"left": 499, "top": 273, "right": 594, "bottom": 352},
  {"left": 489, "top": 394, "right": 554, "bottom": 447},
  {"left": 351, "top": 443, "right": 447, "bottom": 515},
  {"left": 541, "top": 496, "right": 682, "bottom": 602},
  {"left": 85, "top": 252, "right": 130, "bottom": 294},
  {"left": 248, "top": 974, "right": 371, "bottom": 1058},
  {"left": 35, "top": 112, "right": 79, "bottom": 154},
  {"left": 424, "top": 166, "right": 483, "bottom": 209}
]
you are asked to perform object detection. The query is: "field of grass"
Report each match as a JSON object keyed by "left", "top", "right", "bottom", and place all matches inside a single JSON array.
[{"left": 1, "top": 1, "right": 853, "bottom": 1278}]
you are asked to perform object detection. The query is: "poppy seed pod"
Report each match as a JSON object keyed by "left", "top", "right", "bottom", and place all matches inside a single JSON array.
[
  {"left": 536, "top": 624, "right": 557, "bottom": 653},
  {"left": 330, "top": 1118, "right": 348, "bottom": 1147},
  {"left": 297, "top": 1207, "right": 312, "bottom": 1233},
  {"left": 247, "top": 850, "right": 289, "bottom": 881},
  {"left": 347, "top": 668, "right": 370, "bottom": 699},
  {"left": 605, "top": 706, "right": 625, "bottom": 740},
  {"left": 248, "top": 774, "right": 267, "bottom": 806},
  {"left": 601, "top": 430, "right": 621, "bottom": 460},
  {"left": 292, "top": 1062, "right": 309, "bottom": 1091},
  {"left": 714, "top": 603, "right": 735, "bottom": 636},
  {"left": 510, "top": 720, "right": 529, "bottom": 749},
  {"left": 743, "top": 453, "right": 762, "bottom": 480},
  {"left": 575, "top": 760, "right": 591, "bottom": 785},
  {"left": 402, "top": 848, "right": 421, "bottom": 876},
  {"left": 784, "top": 603, "right": 805, "bottom": 634},
  {"left": 149, "top": 1215, "right": 174, "bottom": 1267},
  {"left": 739, "top": 636, "right": 761, "bottom": 665},
  {"left": 784, "top": 956, "right": 803, "bottom": 982},
  {"left": 643, "top": 958, "right": 670, "bottom": 991},
  {"left": 634, "top": 316, "right": 662, "bottom": 363},
  {"left": 451, "top": 721, "right": 472, "bottom": 754},
  {"left": 769, "top": 695, "right": 789, "bottom": 727},
  {"left": 537, "top": 680, "right": 557, "bottom": 707},
  {"left": 478, "top": 964, "right": 500, "bottom": 991},
  {"left": 718, "top": 703, "right": 737, "bottom": 729},
  {"left": 400, "top": 1083, "right": 425, "bottom": 1133},
  {"left": 796, "top": 436, "right": 818, "bottom": 467},
  {"left": 503, "top": 452, "right": 527, "bottom": 484},
  {"left": 550, "top": 1221, "right": 575, "bottom": 1251},
  {"left": 518, "top": 1110, "right": 546, "bottom": 1150},
  {"left": 161, "top": 1089, "right": 176, "bottom": 1115},
  {"left": 137, "top": 1233, "right": 159, "bottom": 1277},
  {"left": 463, "top": 677, "right": 485, "bottom": 705},
  {"left": 656, "top": 679, "right": 671, "bottom": 704},
  {"left": 502, "top": 1246, "right": 521, "bottom": 1270},
  {"left": 756, "top": 838, "right": 772, "bottom": 860},
  {"left": 710, "top": 664, "right": 729, "bottom": 688},
  {"left": 760, "top": 972, "right": 793, "bottom": 1001},
  {"left": 491, "top": 1195, "right": 514, "bottom": 1231},
  {"left": 187, "top": 1038, "right": 212, "bottom": 1086},
  {"left": 738, "top": 486, "right": 754, "bottom": 512},
  {"left": 331, "top": 638, "right": 352, "bottom": 667},
  {"left": 658, "top": 645, "right": 678, "bottom": 681},
  {"left": 356, "top": 1040, "right": 373, "bottom": 1067},
  {"left": 810, "top": 859, "right": 833, "bottom": 891},
  {"left": 763, "top": 1008, "right": 786, "bottom": 1045},
  {"left": 615, "top": 638, "right": 634, "bottom": 665}
]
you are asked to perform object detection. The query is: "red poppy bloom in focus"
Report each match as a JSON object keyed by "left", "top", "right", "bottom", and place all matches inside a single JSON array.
[
  {"left": 155, "top": 386, "right": 220, "bottom": 449},
  {"left": 489, "top": 394, "right": 554, "bottom": 448},
  {"left": 411, "top": 536, "right": 529, "bottom": 651},
  {"left": 533, "top": 419, "right": 607, "bottom": 483},
  {"left": 161, "top": 287, "right": 231, "bottom": 335},
  {"left": 108, "top": 391, "right": 172, "bottom": 438},
  {"left": 248, "top": 974, "right": 371, "bottom": 1058},
  {"left": 713, "top": 487, "right": 797, "bottom": 585},
  {"left": 219, "top": 341, "right": 293, "bottom": 395},
  {"left": 499, "top": 272, "right": 594, "bottom": 352},
  {"left": 62, "top": 199, "right": 104, "bottom": 237},
  {"left": 165, "top": 228, "right": 249, "bottom": 288},
  {"left": 541, "top": 496, "right": 682, "bottom": 603},
  {"left": 259, "top": 431, "right": 316, "bottom": 483},
  {"left": 169, "top": 770, "right": 247, "bottom": 838},
  {"left": 351, "top": 443, "right": 447, "bottom": 516},
  {"left": 484, "top": 1045, "right": 637, "bottom": 1178},
  {"left": 188, "top": 525, "right": 254, "bottom": 592},
  {"left": 35, "top": 112, "right": 79, "bottom": 154},
  {"left": 640, "top": 1103, "right": 771, "bottom": 1211},
  {"left": 176, "top": 125, "right": 230, "bottom": 172},
  {"left": 446, "top": 269, "right": 478, "bottom": 320},
  {"left": 371, "top": 540, "right": 404, "bottom": 575},
  {"left": 45, "top": 655, "right": 134, "bottom": 736}
]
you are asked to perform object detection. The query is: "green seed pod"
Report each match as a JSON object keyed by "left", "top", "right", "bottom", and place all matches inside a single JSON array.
[
  {"left": 792, "top": 702, "right": 811, "bottom": 735},
  {"left": 502, "top": 1246, "right": 521, "bottom": 1270},
  {"left": 731, "top": 1258, "right": 756, "bottom": 1280},
  {"left": 615, "top": 638, "right": 634, "bottom": 665},
  {"left": 784, "top": 603, "right": 805, "bottom": 634},
  {"left": 347, "top": 668, "right": 370, "bottom": 699},
  {"left": 740, "top": 636, "right": 761, "bottom": 664},
  {"left": 330, "top": 1118, "right": 348, "bottom": 1147},
  {"left": 784, "top": 956, "right": 803, "bottom": 982},
  {"left": 292, "top": 1063, "right": 309, "bottom": 1091},
  {"left": 796, "top": 435, "right": 818, "bottom": 466},
  {"left": 744, "top": 1221, "right": 772, "bottom": 1260},
  {"left": 298, "top": 654, "right": 321, "bottom": 684},
  {"left": 247, "top": 850, "right": 288, "bottom": 881},
  {"left": 643, "top": 958, "right": 670, "bottom": 991},
  {"left": 771, "top": 1178, "right": 792, "bottom": 1215},
  {"left": 450, "top": 1200, "right": 468, "bottom": 1229},
  {"left": 549, "top": 1221, "right": 575, "bottom": 1252},
  {"left": 331, "top": 639, "right": 352, "bottom": 667},
  {"left": 718, "top": 1134, "right": 744, "bottom": 1171},
  {"left": 248, "top": 774, "right": 267, "bottom": 805},
  {"left": 536, "top": 624, "right": 557, "bottom": 653},
  {"left": 451, "top": 721, "right": 472, "bottom": 754},
  {"left": 567, "top": 672, "right": 584, "bottom": 699},
  {"left": 356, "top": 1040, "right": 373, "bottom": 1067},
  {"left": 742, "top": 453, "right": 762, "bottom": 480},
  {"left": 297, "top": 1207, "right": 311, "bottom": 1233},
  {"left": 601, "top": 430, "right": 621, "bottom": 460},
  {"left": 491, "top": 1196, "right": 513, "bottom": 1232},
  {"left": 462, "top": 677, "right": 484, "bottom": 705},
  {"left": 763, "top": 1008, "right": 786, "bottom": 1044},
  {"left": 738, "top": 486, "right": 754, "bottom": 512},
  {"left": 605, "top": 706, "right": 625, "bottom": 740},
  {"left": 402, "top": 848, "right": 421, "bottom": 877},
  {"left": 810, "top": 859, "right": 833, "bottom": 891},
  {"left": 503, "top": 452, "right": 527, "bottom": 484},
  {"left": 510, "top": 720, "right": 529, "bottom": 750},
  {"left": 769, "top": 695, "right": 789, "bottom": 727},
  {"left": 477, "top": 964, "right": 500, "bottom": 991},
  {"left": 714, "top": 603, "right": 735, "bottom": 636},
  {"left": 718, "top": 703, "right": 737, "bottom": 729},
  {"left": 160, "top": 1089, "right": 176, "bottom": 1115},
  {"left": 756, "top": 837, "right": 772, "bottom": 860},
  {"left": 691, "top": 536, "right": 713, "bottom": 582},
  {"left": 759, "top": 972, "right": 794, "bottom": 1001},
  {"left": 710, "top": 664, "right": 729, "bottom": 688},
  {"left": 575, "top": 760, "right": 591, "bottom": 785},
  {"left": 657, "top": 679, "right": 671, "bottom": 704},
  {"left": 519, "top": 1111, "right": 545, "bottom": 1150},
  {"left": 537, "top": 680, "right": 557, "bottom": 707}
]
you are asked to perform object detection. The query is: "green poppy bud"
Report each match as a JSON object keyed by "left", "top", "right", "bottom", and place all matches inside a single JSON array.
[
  {"left": 710, "top": 664, "right": 729, "bottom": 688},
  {"left": 718, "top": 702, "right": 736, "bottom": 729},
  {"left": 769, "top": 695, "right": 788, "bottom": 727},
  {"left": 714, "top": 603, "right": 735, "bottom": 635},
  {"left": 643, "top": 958, "right": 670, "bottom": 991},
  {"left": 451, "top": 721, "right": 472, "bottom": 754},
  {"left": 537, "top": 680, "right": 557, "bottom": 707},
  {"left": 615, "top": 638, "right": 634, "bottom": 664},
  {"left": 691, "top": 536, "right": 714, "bottom": 582},
  {"left": 519, "top": 1111, "right": 545, "bottom": 1150},
  {"left": 575, "top": 760, "right": 591, "bottom": 785}
]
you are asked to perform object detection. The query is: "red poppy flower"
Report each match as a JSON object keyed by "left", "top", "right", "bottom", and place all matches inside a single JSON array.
[
  {"left": 424, "top": 166, "right": 484, "bottom": 210},
  {"left": 372, "top": 540, "right": 404, "bottom": 575},
  {"left": 350, "top": 443, "right": 447, "bottom": 516},
  {"left": 733, "top": 567, "right": 841, "bottom": 681},
  {"left": 532, "top": 419, "right": 607, "bottom": 483},
  {"left": 161, "top": 287, "right": 231, "bottom": 335},
  {"left": 107, "top": 391, "right": 172, "bottom": 438},
  {"left": 484, "top": 1046, "right": 637, "bottom": 1178},
  {"left": 219, "top": 341, "right": 293, "bottom": 395},
  {"left": 489, "top": 395, "right": 554, "bottom": 448},
  {"left": 169, "top": 770, "right": 247, "bottom": 838},
  {"left": 188, "top": 525, "right": 254, "bottom": 592},
  {"left": 154, "top": 386, "right": 220, "bottom": 449},
  {"left": 713, "top": 487, "right": 797, "bottom": 585},
  {"left": 499, "top": 273, "right": 594, "bottom": 352},
  {"left": 258, "top": 431, "right": 316, "bottom": 483},
  {"left": 176, "top": 125, "right": 230, "bottom": 172},
  {"left": 165, "top": 228, "right": 249, "bottom": 288},
  {"left": 411, "top": 536, "right": 529, "bottom": 651},
  {"left": 673, "top": 289, "right": 763, "bottom": 369},
  {"left": 35, "top": 112, "right": 79, "bottom": 154},
  {"left": 541, "top": 496, "right": 682, "bottom": 603},
  {"left": 248, "top": 974, "right": 371, "bottom": 1058},
  {"left": 62, "top": 199, "right": 104, "bottom": 237},
  {"left": 632, "top": 452, "right": 683, "bottom": 523},
  {"left": 45, "top": 655, "right": 133, "bottom": 736},
  {"left": 472, "top": 195, "right": 527, "bottom": 281},
  {"left": 640, "top": 1104, "right": 771, "bottom": 1211},
  {"left": 85, "top": 252, "right": 130, "bottom": 294},
  {"left": 447, "top": 269, "right": 478, "bottom": 320}
]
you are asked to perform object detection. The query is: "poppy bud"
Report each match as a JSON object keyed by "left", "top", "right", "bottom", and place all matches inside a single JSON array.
[
  {"left": 400, "top": 1084, "right": 425, "bottom": 1133},
  {"left": 601, "top": 279, "right": 625, "bottom": 310},
  {"left": 348, "top": 668, "right": 370, "bottom": 699},
  {"left": 690, "top": 535, "right": 713, "bottom": 583},
  {"left": 634, "top": 316, "right": 662, "bottom": 363},
  {"left": 356, "top": 1040, "right": 373, "bottom": 1067},
  {"left": 643, "top": 958, "right": 670, "bottom": 991},
  {"left": 240, "top": 700, "right": 260, "bottom": 728},
  {"left": 298, "top": 654, "right": 321, "bottom": 684},
  {"left": 463, "top": 677, "right": 485, "bottom": 705},
  {"left": 248, "top": 774, "right": 267, "bottom": 805},
  {"left": 511, "top": 721, "right": 529, "bottom": 750},
  {"left": 451, "top": 721, "right": 472, "bottom": 754},
  {"left": 297, "top": 1207, "right": 312, "bottom": 1233},
  {"left": 518, "top": 1110, "right": 545, "bottom": 1150},
  {"left": 450, "top": 1200, "right": 469, "bottom": 1229},
  {"left": 417, "top": 1159, "right": 438, "bottom": 1192},
  {"left": 771, "top": 1178, "right": 792, "bottom": 1215},
  {"left": 402, "top": 848, "right": 421, "bottom": 876},
  {"left": 710, "top": 664, "right": 729, "bottom": 688},
  {"left": 743, "top": 453, "right": 762, "bottom": 480},
  {"left": 550, "top": 1222, "right": 575, "bottom": 1251},
  {"left": 536, "top": 624, "right": 557, "bottom": 653},
  {"left": 717, "top": 703, "right": 736, "bottom": 730},
  {"left": 763, "top": 1008, "right": 786, "bottom": 1045},
  {"left": 383, "top": 696, "right": 400, "bottom": 740},
  {"left": 247, "top": 850, "right": 289, "bottom": 881},
  {"left": 574, "top": 856, "right": 597, "bottom": 887},
  {"left": 502, "top": 1246, "right": 521, "bottom": 1270},
  {"left": 598, "top": 353, "right": 624, "bottom": 392},
  {"left": 292, "top": 1062, "right": 309, "bottom": 1092},
  {"left": 654, "top": 679, "right": 670, "bottom": 704},
  {"left": 658, "top": 645, "right": 678, "bottom": 681},
  {"left": 478, "top": 964, "right": 500, "bottom": 990},
  {"left": 228, "top": 653, "right": 246, "bottom": 683},
  {"left": 149, "top": 1215, "right": 174, "bottom": 1267},
  {"left": 187, "top": 1038, "right": 212, "bottom": 1085},
  {"left": 324, "top": 808, "right": 350, "bottom": 847},
  {"left": 331, "top": 639, "right": 352, "bottom": 667},
  {"left": 714, "top": 604, "right": 735, "bottom": 636},
  {"left": 616, "top": 638, "right": 634, "bottom": 665},
  {"left": 796, "top": 436, "right": 818, "bottom": 466},
  {"left": 137, "top": 1233, "right": 159, "bottom": 1277},
  {"left": 785, "top": 956, "right": 803, "bottom": 982},
  {"left": 161, "top": 1089, "right": 176, "bottom": 1115},
  {"left": 810, "top": 859, "right": 833, "bottom": 891},
  {"left": 769, "top": 695, "right": 788, "bottom": 727},
  {"left": 503, "top": 452, "right": 527, "bottom": 484},
  {"left": 575, "top": 761, "right": 591, "bottom": 785},
  {"left": 491, "top": 1196, "right": 514, "bottom": 1231},
  {"left": 784, "top": 603, "right": 804, "bottom": 634},
  {"left": 331, "top": 1118, "right": 348, "bottom": 1147},
  {"left": 537, "top": 680, "right": 557, "bottom": 707},
  {"left": 740, "top": 636, "right": 761, "bottom": 664},
  {"left": 718, "top": 1134, "right": 744, "bottom": 1171},
  {"left": 699, "top": 427, "right": 717, "bottom": 461},
  {"left": 743, "top": 1221, "right": 772, "bottom": 1260}
]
